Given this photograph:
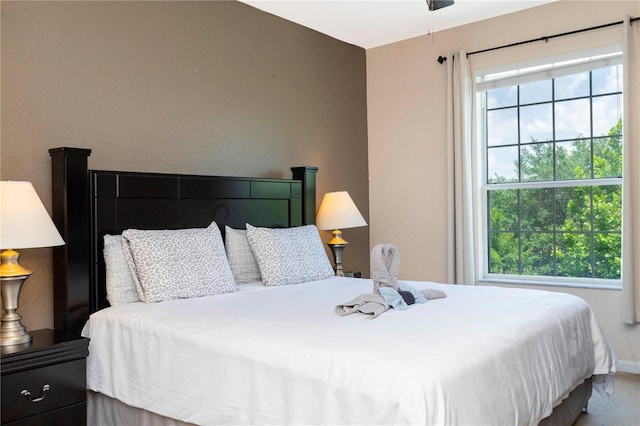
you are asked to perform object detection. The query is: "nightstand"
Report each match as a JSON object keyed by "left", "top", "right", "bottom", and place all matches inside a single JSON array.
[{"left": 1, "top": 329, "right": 89, "bottom": 425}]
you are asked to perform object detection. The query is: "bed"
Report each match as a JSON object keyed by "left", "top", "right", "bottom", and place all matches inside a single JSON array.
[{"left": 49, "top": 147, "right": 616, "bottom": 425}]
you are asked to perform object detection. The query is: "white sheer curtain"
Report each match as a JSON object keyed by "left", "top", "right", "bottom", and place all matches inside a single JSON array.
[
  {"left": 622, "top": 17, "right": 640, "bottom": 325},
  {"left": 446, "top": 51, "right": 476, "bottom": 285}
]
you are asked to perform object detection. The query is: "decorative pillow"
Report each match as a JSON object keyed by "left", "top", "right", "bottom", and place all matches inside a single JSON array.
[
  {"left": 225, "top": 226, "right": 262, "bottom": 283},
  {"left": 245, "top": 224, "right": 334, "bottom": 286},
  {"left": 122, "top": 222, "right": 237, "bottom": 303},
  {"left": 104, "top": 234, "right": 140, "bottom": 306}
]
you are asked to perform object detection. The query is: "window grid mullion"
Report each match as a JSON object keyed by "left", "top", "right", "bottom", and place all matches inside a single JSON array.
[
  {"left": 517, "top": 86, "right": 523, "bottom": 275},
  {"left": 551, "top": 78, "right": 558, "bottom": 276},
  {"left": 590, "top": 186, "right": 595, "bottom": 278},
  {"left": 589, "top": 70, "right": 596, "bottom": 278}
]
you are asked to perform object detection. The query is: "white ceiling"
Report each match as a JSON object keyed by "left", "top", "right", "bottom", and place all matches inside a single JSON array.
[{"left": 239, "top": 0, "right": 558, "bottom": 49}]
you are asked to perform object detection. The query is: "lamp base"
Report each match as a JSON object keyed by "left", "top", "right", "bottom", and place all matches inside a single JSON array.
[
  {"left": 328, "top": 242, "right": 347, "bottom": 277},
  {"left": 1, "top": 275, "right": 32, "bottom": 346},
  {"left": 1, "top": 249, "right": 33, "bottom": 347}
]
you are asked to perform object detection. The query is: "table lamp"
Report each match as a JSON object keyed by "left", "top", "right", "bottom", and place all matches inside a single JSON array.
[
  {"left": 316, "top": 191, "right": 367, "bottom": 276},
  {"left": 0, "top": 181, "right": 65, "bottom": 346}
]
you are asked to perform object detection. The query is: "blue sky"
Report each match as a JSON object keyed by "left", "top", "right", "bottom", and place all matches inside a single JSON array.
[{"left": 484, "top": 64, "right": 623, "bottom": 182}]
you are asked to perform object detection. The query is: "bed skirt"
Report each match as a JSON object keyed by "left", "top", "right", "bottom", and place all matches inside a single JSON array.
[
  {"left": 540, "top": 377, "right": 592, "bottom": 426},
  {"left": 88, "top": 391, "right": 195, "bottom": 426},
  {"left": 87, "top": 377, "right": 592, "bottom": 426}
]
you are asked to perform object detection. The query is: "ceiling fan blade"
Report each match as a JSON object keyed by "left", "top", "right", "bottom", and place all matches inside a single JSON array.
[{"left": 427, "top": 0, "right": 455, "bottom": 11}]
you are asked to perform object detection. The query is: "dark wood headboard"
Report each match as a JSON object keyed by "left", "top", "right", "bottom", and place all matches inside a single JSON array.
[{"left": 49, "top": 147, "right": 318, "bottom": 335}]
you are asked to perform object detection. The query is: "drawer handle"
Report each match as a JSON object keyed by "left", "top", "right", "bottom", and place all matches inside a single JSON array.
[{"left": 20, "top": 384, "right": 51, "bottom": 403}]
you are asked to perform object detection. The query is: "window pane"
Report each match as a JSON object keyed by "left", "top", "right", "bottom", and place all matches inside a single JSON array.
[
  {"left": 556, "top": 186, "right": 592, "bottom": 232},
  {"left": 555, "top": 98, "right": 590, "bottom": 140},
  {"left": 556, "top": 140, "right": 591, "bottom": 180},
  {"left": 488, "top": 190, "right": 518, "bottom": 231},
  {"left": 592, "top": 65, "right": 622, "bottom": 95},
  {"left": 521, "top": 143, "right": 553, "bottom": 181},
  {"left": 593, "top": 135, "right": 622, "bottom": 178},
  {"left": 487, "top": 86, "right": 517, "bottom": 108},
  {"left": 520, "top": 188, "right": 553, "bottom": 231},
  {"left": 480, "top": 55, "right": 623, "bottom": 284},
  {"left": 488, "top": 108, "right": 518, "bottom": 146},
  {"left": 594, "top": 232, "right": 621, "bottom": 279},
  {"left": 554, "top": 71, "right": 589, "bottom": 100},
  {"left": 592, "top": 94, "right": 622, "bottom": 137},
  {"left": 556, "top": 233, "right": 592, "bottom": 278},
  {"left": 520, "top": 79, "right": 551, "bottom": 104},
  {"left": 592, "top": 185, "right": 621, "bottom": 231},
  {"left": 520, "top": 232, "right": 554, "bottom": 276},
  {"left": 489, "top": 232, "right": 519, "bottom": 274},
  {"left": 487, "top": 146, "right": 518, "bottom": 183},
  {"left": 520, "top": 104, "right": 553, "bottom": 142}
]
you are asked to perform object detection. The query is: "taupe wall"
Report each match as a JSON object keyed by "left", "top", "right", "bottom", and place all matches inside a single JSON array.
[
  {"left": 367, "top": 0, "right": 640, "bottom": 370},
  {"left": 0, "top": 1, "right": 369, "bottom": 331}
]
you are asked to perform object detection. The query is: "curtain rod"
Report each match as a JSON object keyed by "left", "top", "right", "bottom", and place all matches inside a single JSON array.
[
  {"left": 437, "top": 16, "right": 639, "bottom": 63},
  {"left": 468, "top": 16, "right": 639, "bottom": 57}
]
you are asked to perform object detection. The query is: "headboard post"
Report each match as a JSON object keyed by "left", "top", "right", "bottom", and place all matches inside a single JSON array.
[
  {"left": 291, "top": 166, "right": 319, "bottom": 225},
  {"left": 49, "top": 147, "right": 92, "bottom": 335}
]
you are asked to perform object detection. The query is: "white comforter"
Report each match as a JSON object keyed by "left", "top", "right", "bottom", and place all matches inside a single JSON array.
[{"left": 82, "top": 277, "right": 616, "bottom": 425}]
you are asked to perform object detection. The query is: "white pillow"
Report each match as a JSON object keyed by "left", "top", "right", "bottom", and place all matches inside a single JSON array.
[
  {"left": 225, "top": 226, "right": 262, "bottom": 283},
  {"left": 104, "top": 234, "right": 140, "bottom": 305},
  {"left": 122, "top": 222, "right": 237, "bottom": 303},
  {"left": 245, "top": 224, "right": 334, "bottom": 286}
]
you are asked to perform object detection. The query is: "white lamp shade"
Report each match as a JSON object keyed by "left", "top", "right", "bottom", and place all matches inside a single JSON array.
[
  {"left": 0, "top": 181, "right": 65, "bottom": 249},
  {"left": 316, "top": 191, "right": 367, "bottom": 231}
]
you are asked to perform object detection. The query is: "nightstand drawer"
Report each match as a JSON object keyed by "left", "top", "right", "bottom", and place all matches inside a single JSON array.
[
  {"left": 3, "top": 402, "right": 86, "bottom": 426},
  {"left": 1, "top": 358, "right": 86, "bottom": 423}
]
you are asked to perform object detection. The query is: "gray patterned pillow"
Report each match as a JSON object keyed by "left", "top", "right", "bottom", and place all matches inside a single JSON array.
[
  {"left": 122, "top": 222, "right": 237, "bottom": 303},
  {"left": 225, "top": 226, "right": 262, "bottom": 283},
  {"left": 245, "top": 224, "right": 334, "bottom": 286},
  {"left": 104, "top": 234, "right": 140, "bottom": 305}
]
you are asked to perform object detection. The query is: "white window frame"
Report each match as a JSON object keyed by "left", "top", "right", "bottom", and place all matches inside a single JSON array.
[{"left": 475, "top": 46, "right": 623, "bottom": 289}]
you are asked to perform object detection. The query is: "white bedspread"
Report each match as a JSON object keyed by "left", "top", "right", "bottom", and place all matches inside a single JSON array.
[{"left": 82, "top": 278, "right": 616, "bottom": 425}]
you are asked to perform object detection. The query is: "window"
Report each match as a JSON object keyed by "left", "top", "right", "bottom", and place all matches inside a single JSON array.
[{"left": 477, "top": 50, "right": 623, "bottom": 286}]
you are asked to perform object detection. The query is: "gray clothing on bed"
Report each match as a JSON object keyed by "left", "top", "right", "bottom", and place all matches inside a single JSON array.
[
  {"left": 371, "top": 243, "right": 401, "bottom": 292},
  {"left": 422, "top": 288, "right": 447, "bottom": 300},
  {"left": 335, "top": 293, "right": 390, "bottom": 319},
  {"left": 336, "top": 243, "right": 446, "bottom": 318}
]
